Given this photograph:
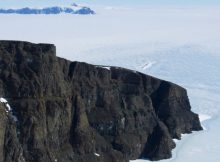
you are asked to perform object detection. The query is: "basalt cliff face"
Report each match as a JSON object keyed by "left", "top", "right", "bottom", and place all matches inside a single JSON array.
[{"left": 0, "top": 41, "right": 202, "bottom": 162}]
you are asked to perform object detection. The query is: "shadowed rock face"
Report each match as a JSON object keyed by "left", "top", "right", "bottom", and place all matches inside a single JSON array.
[{"left": 0, "top": 41, "right": 202, "bottom": 162}]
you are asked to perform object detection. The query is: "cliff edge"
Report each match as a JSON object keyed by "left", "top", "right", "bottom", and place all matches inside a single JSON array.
[{"left": 0, "top": 41, "right": 202, "bottom": 162}]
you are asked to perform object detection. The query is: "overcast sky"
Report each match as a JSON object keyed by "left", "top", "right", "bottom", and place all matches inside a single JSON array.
[{"left": 0, "top": 0, "right": 220, "bottom": 7}]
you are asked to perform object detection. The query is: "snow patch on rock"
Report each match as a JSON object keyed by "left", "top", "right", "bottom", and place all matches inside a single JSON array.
[
  {"left": 0, "top": 97, "right": 11, "bottom": 112},
  {"left": 94, "top": 153, "right": 100, "bottom": 157},
  {"left": 0, "top": 97, "right": 18, "bottom": 122},
  {"left": 96, "top": 65, "right": 111, "bottom": 70}
]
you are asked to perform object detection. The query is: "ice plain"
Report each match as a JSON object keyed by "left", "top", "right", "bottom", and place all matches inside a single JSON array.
[{"left": 0, "top": 5, "right": 220, "bottom": 162}]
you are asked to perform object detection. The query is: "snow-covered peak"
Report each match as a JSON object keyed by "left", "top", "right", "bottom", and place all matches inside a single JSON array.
[{"left": 0, "top": 4, "right": 95, "bottom": 15}]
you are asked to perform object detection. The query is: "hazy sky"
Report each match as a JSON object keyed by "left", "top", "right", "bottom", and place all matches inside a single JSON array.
[{"left": 0, "top": 0, "right": 220, "bottom": 7}]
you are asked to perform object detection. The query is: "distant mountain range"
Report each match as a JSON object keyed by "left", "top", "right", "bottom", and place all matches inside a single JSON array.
[{"left": 0, "top": 3, "right": 95, "bottom": 15}]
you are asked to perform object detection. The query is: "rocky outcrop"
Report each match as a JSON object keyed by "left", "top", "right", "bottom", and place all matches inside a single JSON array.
[
  {"left": 0, "top": 4, "right": 95, "bottom": 15},
  {"left": 0, "top": 41, "right": 202, "bottom": 162}
]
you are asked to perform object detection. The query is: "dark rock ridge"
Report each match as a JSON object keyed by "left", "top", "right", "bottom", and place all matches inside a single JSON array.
[
  {"left": 0, "top": 4, "right": 95, "bottom": 15},
  {"left": 0, "top": 41, "right": 202, "bottom": 162}
]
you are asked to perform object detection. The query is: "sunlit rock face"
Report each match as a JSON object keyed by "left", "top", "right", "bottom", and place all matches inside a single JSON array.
[{"left": 0, "top": 41, "right": 202, "bottom": 162}]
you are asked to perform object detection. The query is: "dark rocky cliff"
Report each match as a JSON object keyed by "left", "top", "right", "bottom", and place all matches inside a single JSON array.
[{"left": 0, "top": 41, "right": 202, "bottom": 162}]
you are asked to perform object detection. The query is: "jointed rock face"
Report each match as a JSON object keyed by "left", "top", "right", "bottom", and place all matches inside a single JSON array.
[{"left": 0, "top": 41, "right": 202, "bottom": 162}]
